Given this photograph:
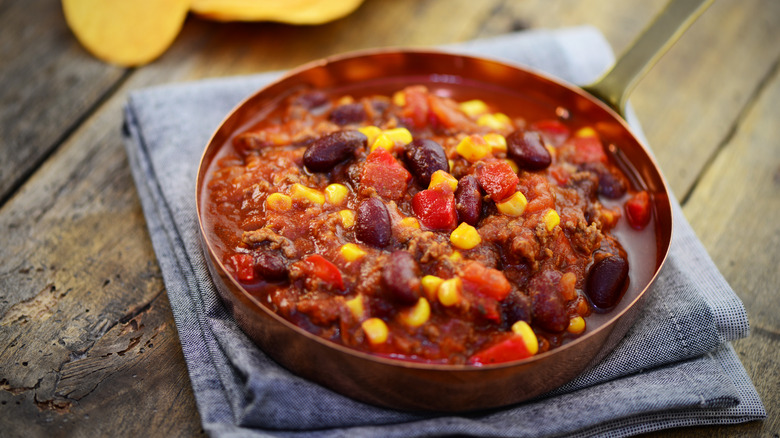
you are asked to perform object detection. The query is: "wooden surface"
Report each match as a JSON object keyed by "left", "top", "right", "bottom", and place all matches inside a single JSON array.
[{"left": 0, "top": 0, "right": 777, "bottom": 436}]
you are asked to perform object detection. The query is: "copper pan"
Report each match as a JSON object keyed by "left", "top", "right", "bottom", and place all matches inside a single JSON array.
[{"left": 196, "top": 0, "right": 710, "bottom": 412}]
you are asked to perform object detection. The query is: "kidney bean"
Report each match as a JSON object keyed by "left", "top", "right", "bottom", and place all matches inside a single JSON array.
[
  {"left": 455, "top": 175, "right": 482, "bottom": 226},
  {"left": 355, "top": 197, "right": 392, "bottom": 248},
  {"left": 506, "top": 130, "right": 552, "bottom": 171},
  {"left": 585, "top": 255, "right": 629, "bottom": 310},
  {"left": 529, "top": 270, "right": 568, "bottom": 332},
  {"left": 403, "top": 138, "right": 448, "bottom": 186},
  {"left": 329, "top": 103, "right": 366, "bottom": 126},
  {"left": 580, "top": 162, "right": 626, "bottom": 199},
  {"left": 295, "top": 90, "right": 329, "bottom": 110},
  {"left": 501, "top": 288, "right": 532, "bottom": 328},
  {"left": 253, "top": 251, "right": 287, "bottom": 281},
  {"left": 381, "top": 251, "right": 422, "bottom": 305},
  {"left": 303, "top": 130, "right": 366, "bottom": 172}
]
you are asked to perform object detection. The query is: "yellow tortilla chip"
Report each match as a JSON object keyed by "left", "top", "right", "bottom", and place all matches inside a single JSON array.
[{"left": 190, "top": 0, "right": 364, "bottom": 24}]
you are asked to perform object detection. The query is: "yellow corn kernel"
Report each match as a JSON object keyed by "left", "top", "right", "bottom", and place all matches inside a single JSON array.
[
  {"left": 448, "top": 159, "right": 455, "bottom": 172},
  {"left": 511, "top": 320, "right": 539, "bottom": 355},
  {"left": 345, "top": 295, "right": 365, "bottom": 319},
  {"left": 496, "top": 191, "right": 528, "bottom": 217},
  {"left": 370, "top": 134, "right": 394, "bottom": 152},
  {"left": 484, "top": 133, "right": 507, "bottom": 153},
  {"left": 567, "top": 316, "right": 586, "bottom": 335},
  {"left": 290, "top": 183, "right": 325, "bottom": 205},
  {"left": 339, "top": 209, "right": 355, "bottom": 228},
  {"left": 399, "top": 298, "right": 431, "bottom": 327},
  {"left": 358, "top": 125, "right": 382, "bottom": 145},
  {"left": 325, "top": 183, "right": 349, "bottom": 206},
  {"left": 575, "top": 127, "right": 598, "bottom": 138},
  {"left": 459, "top": 99, "right": 488, "bottom": 117},
  {"left": 477, "top": 113, "right": 511, "bottom": 130},
  {"left": 428, "top": 170, "right": 458, "bottom": 191},
  {"left": 362, "top": 318, "right": 389, "bottom": 344},
  {"left": 503, "top": 158, "right": 519, "bottom": 173},
  {"left": 265, "top": 193, "right": 292, "bottom": 212},
  {"left": 449, "top": 251, "right": 462, "bottom": 261},
  {"left": 399, "top": 216, "right": 420, "bottom": 229},
  {"left": 421, "top": 275, "right": 444, "bottom": 301},
  {"left": 438, "top": 277, "right": 462, "bottom": 307},
  {"left": 456, "top": 135, "right": 491, "bottom": 162},
  {"left": 543, "top": 209, "right": 560, "bottom": 231},
  {"left": 340, "top": 243, "right": 367, "bottom": 262},
  {"left": 382, "top": 127, "right": 413, "bottom": 145},
  {"left": 450, "top": 223, "right": 481, "bottom": 250},
  {"left": 392, "top": 90, "right": 406, "bottom": 106}
]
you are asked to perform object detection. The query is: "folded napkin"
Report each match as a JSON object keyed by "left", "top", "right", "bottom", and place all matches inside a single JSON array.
[{"left": 122, "top": 27, "right": 765, "bottom": 437}]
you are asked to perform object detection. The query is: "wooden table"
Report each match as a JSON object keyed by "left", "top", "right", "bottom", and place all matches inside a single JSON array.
[{"left": 1, "top": 1, "right": 777, "bottom": 436}]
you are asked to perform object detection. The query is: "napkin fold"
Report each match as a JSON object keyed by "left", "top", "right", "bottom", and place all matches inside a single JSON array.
[{"left": 122, "top": 27, "right": 765, "bottom": 437}]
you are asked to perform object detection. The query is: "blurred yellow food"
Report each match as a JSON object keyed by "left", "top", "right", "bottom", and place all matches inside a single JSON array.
[
  {"left": 191, "top": 0, "right": 365, "bottom": 24},
  {"left": 62, "top": 0, "right": 190, "bottom": 67}
]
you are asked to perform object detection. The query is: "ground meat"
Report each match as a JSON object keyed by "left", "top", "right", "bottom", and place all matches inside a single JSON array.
[{"left": 242, "top": 227, "right": 297, "bottom": 258}]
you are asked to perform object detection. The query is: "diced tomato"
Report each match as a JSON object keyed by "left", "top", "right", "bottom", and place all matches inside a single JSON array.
[
  {"left": 460, "top": 261, "right": 511, "bottom": 301},
  {"left": 412, "top": 187, "right": 457, "bottom": 231},
  {"left": 549, "top": 164, "right": 570, "bottom": 186},
  {"left": 361, "top": 148, "right": 412, "bottom": 200},
  {"left": 468, "top": 336, "right": 532, "bottom": 365},
  {"left": 400, "top": 86, "right": 430, "bottom": 129},
  {"left": 229, "top": 254, "right": 255, "bottom": 282},
  {"left": 476, "top": 161, "right": 519, "bottom": 202},
  {"left": 303, "top": 254, "right": 344, "bottom": 290},
  {"left": 625, "top": 191, "right": 651, "bottom": 230},
  {"left": 530, "top": 119, "right": 570, "bottom": 146},
  {"left": 428, "top": 94, "right": 476, "bottom": 129},
  {"left": 570, "top": 135, "right": 607, "bottom": 164}
]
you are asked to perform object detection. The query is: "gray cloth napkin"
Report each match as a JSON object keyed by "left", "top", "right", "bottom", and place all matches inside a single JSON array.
[{"left": 122, "top": 27, "right": 765, "bottom": 437}]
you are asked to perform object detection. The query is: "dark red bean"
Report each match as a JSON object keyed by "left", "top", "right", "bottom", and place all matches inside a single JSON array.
[
  {"left": 501, "top": 288, "right": 532, "bottom": 328},
  {"left": 303, "top": 130, "right": 366, "bottom": 172},
  {"left": 381, "top": 251, "right": 422, "bottom": 305},
  {"left": 455, "top": 175, "right": 482, "bottom": 226},
  {"left": 403, "top": 138, "right": 448, "bottom": 186},
  {"left": 529, "top": 270, "right": 568, "bottom": 332},
  {"left": 355, "top": 197, "right": 391, "bottom": 248},
  {"left": 585, "top": 255, "right": 629, "bottom": 310},
  {"left": 329, "top": 103, "right": 366, "bottom": 126},
  {"left": 506, "top": 130, "right": 552, "bottom": 171},
  {"left": 253, "top": 251, "right": 287, "bottom": 281},
  {"left": 581, "top": 162, "right": 627, "bottom": 199},
  {"left": 295, "top": 91, "right": 329, "bottom": 110}
]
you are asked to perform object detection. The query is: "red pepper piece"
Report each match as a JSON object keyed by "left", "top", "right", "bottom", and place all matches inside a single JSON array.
[
  {"left": 361, "top": 147, "right": 412, "bottom": 200},
  {"left": 625, "top": 190, "right": 651, "bottom": 230},
  {"left": 400, "top": 85, "right": 430, "bottom": 129},
  {"left": 229, "top": 254, "right": 255, "bottom": 282},
  {"left": 530, "top": 119, "right": 570, "bottom": 146},
  {"left": 460, "top": 261, "right": 512, "bottom": 301},
  {"left": 412, "top": 187, "right": 457, "bottom": 231},
  {"left": 303, "top": 254, "right": 344, "bottom": 290},
  {"left": 476, "top": 161, "right": 519, "bottom": 202},
  {"left": 570, "top": 135, "right": 607, "bottom": 164},
  {"left": 468, "top": 336, "right": 532, "bottom": 365}
]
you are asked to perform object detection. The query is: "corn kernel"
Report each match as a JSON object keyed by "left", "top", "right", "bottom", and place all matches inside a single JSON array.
[
  {"left": 339, "top": 210, "right": 355, "bottom": 228},
  {"left": 265, "top": 193, "right": 292, "bottom": 211},
  {"left": 382, "top": 127, "right": 413, "bottom": 145},
  {"left": 543, "top": 209, "right": 560, "bottom": 231},
  {"left": 421, "top": 275, "right": 444, "bottom": 301},
  {"left": 575, "top": 127, "right": 598, "bottom": 138},
  {"left": 456, "top": 135, "right": 491, "bottom": 162},
  {"left": 484, "top": 133, "right": 507, "bottom": 153},
  {"left": 358, "top": 125, "right": 382, "bottom": 145},
  {"left": 345, "top": 295, "right": 365, "bottom": 319},
  {"left": 399, "top": 298, "right": 431, "bottom": 327},
  {"left": 511, "top": 320, "right": 539, "bottom": 355},
  {"left": 567, "top": 316, "right": 586, "bottom": 335},
  {"left": 459, "top": 99, "right": 488, "bottom": 117},
  {"left": 477, "top": 113, "right": 511, "bottom": 130},
  {"left": 448, "top": 159, "right": 455, "bottom": 172},
  {"left": 438, "top": 277, "right": 462, "bottom": 307},
  {"left": 496, "top": 191, "right": 527, "bottom": 216},
  {"left": 399, "top": 216, "right": 420, "bottom": 229},
  {"left": 325, "top": 183, "right": 349, "bottom": 206},
  {"left": 503, "top": 158, "right": 519, "bottom": 173},
  {"left": 290, "top": 183, "right": 325, "bottom": 205},
  {"left": 370, "top": 134, "right": 394, "bottom": 152},
  {"left": 428, "top": 170, "right": 458, "bottom": 191},
  {"left": 362, "top": 318, "right": 389, "bottom": 344},
  {"left": 340, "top": 243, "right": 367, "bottom": 262},
  {"left": 450, "top": 223, "right": 481, "bottom": 250},
  {"left": 449, "top": 251, "right": 462, "bottom": 262},
  {"left": 392, "top": 90, "right": 406, "bottom": 106}
]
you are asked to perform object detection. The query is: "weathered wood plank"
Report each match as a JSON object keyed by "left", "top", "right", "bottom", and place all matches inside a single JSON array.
[{"left": 0, "top": 0, "right": 127, "bottom": 202}]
